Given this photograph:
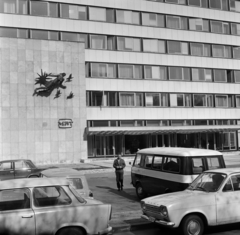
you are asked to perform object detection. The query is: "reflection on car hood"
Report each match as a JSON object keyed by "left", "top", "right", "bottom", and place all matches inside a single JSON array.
[
  {"left": 143, "top": 190, "right": 213, "bottom": 207},
  {"left": 85, "top": 198, "right": 103, "bottom": 205}
]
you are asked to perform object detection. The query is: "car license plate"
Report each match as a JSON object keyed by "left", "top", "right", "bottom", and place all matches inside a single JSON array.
[{"left": 148, "top": 216, "right": 155, "bottom": 222}]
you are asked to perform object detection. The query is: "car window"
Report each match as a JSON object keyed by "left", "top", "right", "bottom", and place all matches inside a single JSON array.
[
  {"left": 67, "top": 178, "right": 83, "bottom": 190},
  {"left": 152, "top": 156, "right": 163, "bottom": 171},
  {"left": 0, "top": 189, "right": 30, "bottom": 211},
  {"left": 33, "top": 186, "right": 71, "bottom": 207},
  {"left": 207, "top": 157, "right": 221, "bottom": 169},
  {"left": 143, "top": 155, "right": 153, "bottom": 168},
  {"left": 14, "top": 161, "right": 29, "bottom": 169},
  {"left": 163, "top": 157, "right": 180, "bottom": 173},
  {"left": 230, "top": 175, "right": 240, "bottom": 191},
  {"left": 223, "top": 179, "right": 233, "bottom": 192},
  {"left": 192, "top": 158, "right": 203, "bottom": 174},
  {"left": 69, "top": 186, "right": 86, "bottom": 204},
  {"left": 133, "top": 154, "right": 141, "bottom": 167},
  {"left": 0, "top": 162, "right": 12, "bottom": 171}
]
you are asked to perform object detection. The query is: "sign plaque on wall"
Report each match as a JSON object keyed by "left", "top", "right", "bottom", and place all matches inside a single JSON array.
[{"left": 58, "top": 119, "right": 73, "bottom": 129}]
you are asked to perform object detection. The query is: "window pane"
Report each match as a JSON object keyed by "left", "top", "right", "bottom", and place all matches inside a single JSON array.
[
  {"left": 212, "top": 45, "right": 224, "bottom": 57},
  {"left": 106, "top": 9, "right": 115, "bottom": 23},
  {"left": 169, "top": 67, "right": 182, "bottom": 80},
  {"left": 119, "top": 65, "right": 134, "bottom": 78},
  {"left": 32, "top": 30, "right": 48, "bottom": 40},
  {"left": 207, "top": 95, "right": 213, "bottom": 107},
  {"left": 191, "top": 43, "right": 203, "bottom": 56},
  {"left": 205, "top": 69, "right": 212, "bottom": 81},
  {"left": 167, "top": 16, "right": 180, "bottom": 29},
  {"left": 31, "top": 1, "right": 48, "bottom": 16},
  {"left": 185, "top": 94, "right": 192, "bottom": 107},
  {"left": 183, "top": 68, "right": 190, "bottom": 81},
  {"left": 210, "top": 0, "right": 221, "bottom": 9},
  {"left": 194, "top": 95, "right": 206, "bottom": 106},
  {"left": 146, "top": 94, "right": 160, "bottom": 106},
  {"left": 0, "top": 189, "right": 30, "bottom": 211},
  {"left": 90, "top": 35, "right": 106, "bottom": 49},
  {"left": 214, "top": 70, "right": 226, "bottom": 82},
  {"left": 19, "top": 0, "right": 28, "bottom": 14},
  {"left": 91, "top": 63, "right": 107, "bottom": 77},
  {"left": 61, "top": 4, "right": 69, "bottom": 18},
  {"left": 189, "top": 0, "right": 201, "bottom": 6},
  {"left": 89, "top": 7, "right": 106, "bottom": 21},
  {"left": 182, "top": 43, "right": 189, "bottom": 54},
  {"left": 69, "top": 5, "right": 78, "bottom": 19},
  {"left": 78, "top": 6, "right": 87, "bottom": 20},
  {"left": 0, "top": 27, "right": 17, "bottom": 37},
  {"left": 0, "top": 0, "right": 16, "bottom": 13},
  {"left": 161, "top": 93, "right": 169, "bottom": 106},
  {"left": 235, "top": 71, "right": 240, "bottom": 83},
  {"left": 152, "top": 156, "right": 163, "bottom": 170},
  {"left": 108, "top": 64, "right": 116, "bottom": 78},
  {"left": 143, "top": 39, "right": 158, "bottom": 52},
  {"left": 168, "top": 41, "right": 181, "bottom": 54},
  {"left": 79, "top": 34, "right": 88, "bottom": 48},
  {"left": 132, "top": 12, "right": 140, "bottom": 25},
  {"left": 158, "top": 40, "right": 166, "bottom": 53},
  {"left": 136, "top": 93, "right": 143, "bottom": 106},
  {"left": 49, "top": 3, "right": 58, "bottom": 17},
  {"left": 134, "top": 65, "right": 143, "bottom": 79},
  {"left": 49, "top": 31, "right": 59, "bottom": 40},
  {"left": 163, "top": 157, "right": 180, "bottom": 173},
  {"left": 18, "top": 29, "right": 28, "bottom": 38},
  {"left": 233, "top": 47, "right": 240, "bottom": 59},
  {"left": 236, "top": 96, "right": 240, "bottom": 107},
  {"left": 33, "top": 186, "right": 71, "bottom": 207},
  {"left": 120, "top": 93, "right": 135, "bottom": 106},
  {"left": 61, "top": 32, "right": 78, "bottom": 42},
  {"left": 216, "top": 95, "right": 228, "bottom": 107},
  {"left": 211, "top": 21, "right": 223, "bottom": 33}
]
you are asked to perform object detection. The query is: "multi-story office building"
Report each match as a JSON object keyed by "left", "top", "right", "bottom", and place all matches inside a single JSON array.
[{"left": 1, "top": 0, "right": 240, "bottom": 162}]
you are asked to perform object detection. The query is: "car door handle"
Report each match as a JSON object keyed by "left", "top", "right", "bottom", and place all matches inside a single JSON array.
[{"left": 22, "top": 214, "right": 33, "bottom": 218}]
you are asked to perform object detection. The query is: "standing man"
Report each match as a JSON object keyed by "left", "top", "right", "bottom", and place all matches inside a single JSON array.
[{"left": 113, "top": 154, "right": 126, "bottom": 191}]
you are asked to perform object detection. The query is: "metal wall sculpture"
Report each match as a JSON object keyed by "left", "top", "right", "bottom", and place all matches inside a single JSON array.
[{"left": 33, "top": 70, "right": 74, "bottom": 99}]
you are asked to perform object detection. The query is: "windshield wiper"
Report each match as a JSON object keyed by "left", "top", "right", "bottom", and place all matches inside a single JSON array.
[{"left": 194, "top": 186, "right": 209, "bottom": 192}]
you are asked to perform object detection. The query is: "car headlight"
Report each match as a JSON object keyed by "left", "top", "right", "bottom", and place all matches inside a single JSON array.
[
  {"left": 141, "top": 201, "right": 146, "bottom": 210},
  {"left": 160, "top": 206, "right": 168, "bottom": 217}
]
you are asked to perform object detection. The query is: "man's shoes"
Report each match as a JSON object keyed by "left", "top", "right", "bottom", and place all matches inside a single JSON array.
[
  {"left": 121, "top": 187, "right": 123, "bottom": 191},
  {"left": 118, "top": 188, "right": 120, "bottom": 191}
]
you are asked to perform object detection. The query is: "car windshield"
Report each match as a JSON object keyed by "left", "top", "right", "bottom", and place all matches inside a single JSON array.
[{"left": 188, "top": 172, "right": 226, "bottom": 192}]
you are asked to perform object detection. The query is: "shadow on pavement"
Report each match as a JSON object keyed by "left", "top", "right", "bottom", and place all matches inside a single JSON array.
[
  {"left": 96, "top": 186, "right": 138, "bottom": 201},
  {"left": 205, "top": 222, "right": 240, "bottom": 234}
]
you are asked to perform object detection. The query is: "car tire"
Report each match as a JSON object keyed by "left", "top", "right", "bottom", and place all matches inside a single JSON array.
[
  {"left": 181, "top": 215, "right": 204, "bottom": 235},
  {"left": 136, "top": 183, "right": 147, "bottom": 200},
  {"left": 57, "top": 227, "right": 84, "bottom": 235}
]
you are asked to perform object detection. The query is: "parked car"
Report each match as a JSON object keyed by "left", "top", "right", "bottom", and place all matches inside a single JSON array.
[
  {"left": 140, "top": 167, "right": 240, "bottom": 235},
  {"left": 0, "top": 177, "right": 112, "bottom": 235},
  {"left": 131, "top": 147, "right": 226, "bottom": 199},
  {"left": 40, "top": 168, "right": 94, "bottom": 198},
  {"left": 0, "top": 159, "right": 44, "bottom": 180}
]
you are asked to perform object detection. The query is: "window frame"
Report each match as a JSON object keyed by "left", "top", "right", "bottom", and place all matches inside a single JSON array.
[{"left": 215, "top": 95, "right": 228, "bottom": 108}]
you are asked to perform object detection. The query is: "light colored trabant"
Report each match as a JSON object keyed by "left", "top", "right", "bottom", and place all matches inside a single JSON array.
[
  {"left": 40, "top": 168, "right": 94, "bottom": 198},
  {"left": 0, "top": 178, "right": 112, "bottom": 235},
  {"left": 141, "top": 168, "right": 240, "bottom": 235}
]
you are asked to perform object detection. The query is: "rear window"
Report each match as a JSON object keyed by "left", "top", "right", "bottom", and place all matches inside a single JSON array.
[
  {"left": 67, "top": 178, "right": 83, "bottom": 190},
  {"left": 207, "top": 157, "right": 221, "bottom": 169},
  {"left": 192, "top": 158, "right": 203, "bottom": 174}
]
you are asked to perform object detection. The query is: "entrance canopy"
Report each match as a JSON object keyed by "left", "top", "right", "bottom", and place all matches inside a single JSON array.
[{"left": 88, "top": 125, "right": 240, "bottom": 136}]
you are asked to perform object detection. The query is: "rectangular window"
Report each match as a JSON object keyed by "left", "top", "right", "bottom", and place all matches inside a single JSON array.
[
  {"left": 152, "top": 156, "right": 163, "bottom": 171},
  {"left": 170, "top": 94, "right": 185, "bottom": 107},
  {"left": 89, "top": 7, "right": 106, "bottom": 21},
  {"left": 231, "top": 23, "right": 240, "bottom": 35},
  {"left": 118, "top": 65, "right": 143, "bottom": 79},
  {"left": 0, "top": 27, "right": 17, "bottom": 37},
  {"left": 31, "top": 30, "right": 48, "bottom": 40},
  {"left": 194, "top": 94, "right": 207, "bottom": 107},
  {"left": 189, "top": 18, "right": 209, "bottom": 32},
  {"left": 49, "top": 3, "right": 58, "bottom": 18},
  {"left": 166, "top": 16, "right": 188, "bottom": 29},
  {"left": 49, "top": 31, "right": 59, "bottom": 40},
  {"left": 91, "top": 63, "right": 116, "bottom": 78},
  {"left": 144, "top": 66, "right": 167, "bottom": 80},
  {"left": 33, "top": 186, "right": 71, "bottom": 207},
  {"left": 230, "top": 0, "right": 240, "bottom": 12},
  {"left": 142, "top": 13, "right": 165, "bottom": 27},
  {"left": 31, "top": 1, "right": 48, "bottom": 16},
  {"left": 90, "top": 35, "right": 107, "bottom": 49},
  {"left": 0, "top": 0, "right": 16, "bottom": 13},
  {"left": 236, "top": 96, "right": 240, "bottom": 107},
  {"left": 116, "top": 10, "right": 140, "bottom": 25},
  {"left": 233, "top": 47, "right": 240, "bottom": 59},
  {"left": 163, "top": 157, "right": 180, "bottom": 173},
  {"left": 234, "top": 71, "right": 240, "bottom": 83},
  {"left": 117, "top": 37, "right": 141, "bottom": 51},
  {"left": 215, "top": 95, "right": 228, "bottom": 107},
  {"left": 91, "top": 91, "right": 103, "bottom": 106},
  {"left": 212, "top": 45, "right": 231, "bottom": 58},
  {"left": 214, "top": 69, "right": 227, "bottom": 82},
  {"left": 190, "top": 43, "right": 211, "bottom": 57},
  {"left": 120, "top": 93, "right": 135, "bottom": 106},
  {"left": 169, "top": 67, "right": 190, "bottom": 81},
  {"left": 192, "top": 68, "right": 212, "bottom": 82},
  {"left": 161, "top": 93, "right": 169, "bottom": 107},
  {"left": 211, "top": 21, "right": 229, "bottom": 34},
  {"left": 0, "top": 189, "right": 30, "bottom": 211},
  {"left": 168, "top": 41, "right": 189, "bottom": 55},
  {"left": 61, "top": 32, "right": 79, "bottom": 42},
  {"left": 106, "top": 9, "right": 115, "bottom": 23},
  {"left": 146, "top": 93, "right": 160, "bottom": 106},
  {"left": 143, "top": 39, "right": 165, "bottom": 53}
]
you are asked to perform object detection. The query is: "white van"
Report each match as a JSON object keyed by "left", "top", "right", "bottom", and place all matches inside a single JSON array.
[{"left": 131, "top": 147, "right": 226, "bottom": 199}]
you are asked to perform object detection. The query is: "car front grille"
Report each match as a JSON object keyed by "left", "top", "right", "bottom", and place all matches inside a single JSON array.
[{"left": 145, "top": 204, "right": 159, "bottom": 213}]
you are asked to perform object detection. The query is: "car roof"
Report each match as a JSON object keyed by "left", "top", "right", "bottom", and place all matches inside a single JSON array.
[
  {"left": 41, "top": 168, "right": 85, "bottom": 177},
  {"left": 137, "top": 147, "right": 222, "bottom": 157},
  {"left": 205, "top": 167, "right": 240, "bottom": 176},
  {"left": 0, "top": 178, "right": 70, "bottom": 190},
  {"left": 0, "top": 159, "right": 32, "bottom": 163}
]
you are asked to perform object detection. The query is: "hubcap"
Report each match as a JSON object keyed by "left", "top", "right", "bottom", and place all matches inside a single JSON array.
[{"left": 187, "top": 220, "right": 201, "bottom": 235}]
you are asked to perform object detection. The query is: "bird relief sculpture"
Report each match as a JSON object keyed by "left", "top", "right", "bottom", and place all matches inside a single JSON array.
[{"left": 33, "top": 69, "right": 74, "bottom": 99}]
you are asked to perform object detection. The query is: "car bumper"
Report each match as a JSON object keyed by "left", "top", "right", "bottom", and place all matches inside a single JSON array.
[
  {"left": 98, "top": 225, "right": 112, "bottom": 235},
  {"left": 141, "top": 215, "right": 175, "bottom": 227}
]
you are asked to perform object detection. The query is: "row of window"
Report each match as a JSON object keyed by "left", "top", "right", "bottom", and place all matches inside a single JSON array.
[
  {"left": 2, "top": 27, "right": 240, "bottom": 60},
  {"left": 87, "top": 119, "right": 239, "bottom": 127},
  {"left": 87, "top": 91, "right": 240, "bottom": 108},
  {"left": 86, "top": 63, "right": 240, "bottom": 83},
  {"left": 2, "top": 1, "right": 240, "bottom": 36},
  {"left": 147, "top": 0, "right": 240, "bottom": 13}
]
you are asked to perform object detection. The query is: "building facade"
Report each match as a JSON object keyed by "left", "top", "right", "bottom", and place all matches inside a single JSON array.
[{"left": 1, "top": 0, "right": 240, "bottom": 162}]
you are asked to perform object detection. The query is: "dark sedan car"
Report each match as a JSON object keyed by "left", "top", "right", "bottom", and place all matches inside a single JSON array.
[{"left": 0, "top": 159, "right": 43, "bottom": 181}]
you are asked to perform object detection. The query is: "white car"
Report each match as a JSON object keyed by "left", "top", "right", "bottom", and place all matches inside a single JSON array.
[
  {"left": 0, "top": 178, "right": 112, "bottom": 235},
  {"left": 141, "top": 168, "right": 240, "bottom": 235}
]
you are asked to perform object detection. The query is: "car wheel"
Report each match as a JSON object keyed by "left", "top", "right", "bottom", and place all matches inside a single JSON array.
[
  {"left": 136, "top": 183, "right": 147, "bottom": 200},
  {"left": 58, "top": 227, "right": 84, "bottom": 235},
  {"left": 181, "top": 215, "right": 204, "bottom": 235}
]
